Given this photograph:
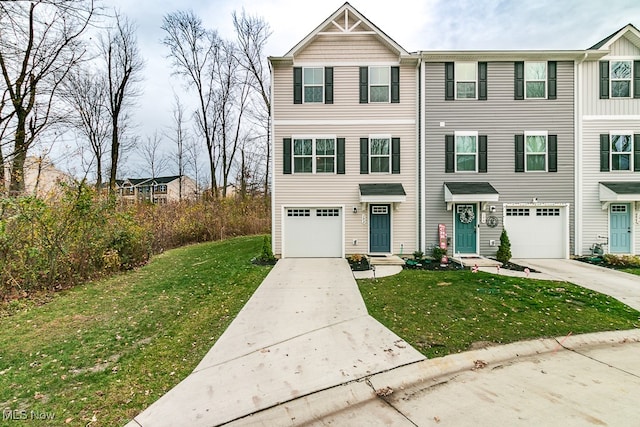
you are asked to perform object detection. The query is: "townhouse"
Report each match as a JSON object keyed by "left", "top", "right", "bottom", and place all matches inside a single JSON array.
[{"left": 270, "top": 2, "right": 640, "bottom": 259}]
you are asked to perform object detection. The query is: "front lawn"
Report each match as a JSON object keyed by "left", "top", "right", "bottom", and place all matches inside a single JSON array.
[
  {"left": 358, "top": 270, "right": 640, "bottom": 359},
  {"left": 0, "top": 236, "right": 271, "bottom": 427}
]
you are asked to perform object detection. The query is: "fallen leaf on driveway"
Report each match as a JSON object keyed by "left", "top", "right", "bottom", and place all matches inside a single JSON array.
[
  {"left": 473, "top": 360, "right": 488, "bottom": 370},
  {"left": 376, "top": 386, "right": 393, "bottom": 397}
]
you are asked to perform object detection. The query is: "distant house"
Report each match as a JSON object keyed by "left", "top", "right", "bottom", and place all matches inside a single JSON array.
[
  {"left": 116, "top": 175, "right": 198, "bottom": 204},
  {"left": 2, "top": 156, "right": 73, "bottom": 198}
]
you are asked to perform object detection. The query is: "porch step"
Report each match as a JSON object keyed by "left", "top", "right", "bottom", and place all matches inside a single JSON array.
[
  {"left": 368, "top": 255, "right": 406, "bottom": 266},
  {"left": 453, "top": 256, "right": 502, "bottom": 267}
]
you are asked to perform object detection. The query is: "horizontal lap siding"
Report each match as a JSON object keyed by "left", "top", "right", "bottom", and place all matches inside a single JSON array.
[
  {"left": 272, "top": 54, "right": 418, "bottom": 256},
  {"left": 424, "top": 61, "right": 575, "bottom": 256},
  {"left": 582, "top": 61, "right": 640, "bottom": 116},
  {"left": 294, "top": 35, "right": 399, "bottom": 63}
]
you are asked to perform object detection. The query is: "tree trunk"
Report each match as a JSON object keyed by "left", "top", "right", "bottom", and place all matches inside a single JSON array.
[
  {"left": 109, "top": 118, "right": 119, "bottom": 194},
  {"left": 9, "top": 113, "right": 27, "bottom": 194}
]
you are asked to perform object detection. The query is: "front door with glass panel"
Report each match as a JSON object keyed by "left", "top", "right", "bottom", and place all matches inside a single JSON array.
[
  {"left": 610, "top": 203, "right": 631, "bottom": 253},
  {"left": 455, "top": 204, "right": 477, "bottom": 254},
  {"left": 370, "top": 205, "right": 391, "bottom": 253}
]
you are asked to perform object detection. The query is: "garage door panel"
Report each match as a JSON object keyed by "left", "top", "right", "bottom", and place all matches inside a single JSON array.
[
  {"left": 284, "top": 207, "right": 342, "bottom": 258},
  {"left": 503, "top": 207, "right": 565, "bottom": 259}
]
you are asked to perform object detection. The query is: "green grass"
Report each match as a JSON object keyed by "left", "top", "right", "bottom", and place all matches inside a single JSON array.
[
  {"left": 0, "top": 236, "right": 271, "bottom": 427},
  {"left": 621, "top": 268, "right": 640, "bottom": 276},
  {"left": 358, "top": 270, "right": 640, "bottom": 359}
]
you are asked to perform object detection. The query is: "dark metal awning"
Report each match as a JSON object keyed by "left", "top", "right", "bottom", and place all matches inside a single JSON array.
[
  {"left": 444, "top": 182, "right": 499, "bottom": 202},
  {"left": 599, "top": 182, "right": 640, "bottom": 208},
  {"left": 359, "top": 183, "right": 406, "bottom": 203}
]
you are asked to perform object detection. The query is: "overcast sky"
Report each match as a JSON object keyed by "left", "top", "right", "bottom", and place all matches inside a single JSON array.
[{"left": 55, "top": 0, "right": 640, "bottom": 176}]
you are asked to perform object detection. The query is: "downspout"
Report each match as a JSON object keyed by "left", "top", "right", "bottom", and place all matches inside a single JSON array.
[
  {"left": 269, "top": 59, "right": 277, "bottom": 256},
  {"left": 575, "top": 52, "right": 588, "bottom": 256},
  {"left": 419, "top": 57, "right": 427, "bottom": 253}
]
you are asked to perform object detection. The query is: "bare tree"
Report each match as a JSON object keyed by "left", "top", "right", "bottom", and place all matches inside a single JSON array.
[
  {"left": 61, "top": 67, "right": 110, "bottom": 189},
  {"left": 233, "top": 10, "right": 272, "bottom": 198},
  {"left": 169, "top": 93, "right": 189, "bottom": 200},
  {"left": 185, "top": 137, "right": 203, "bottom": 198},
  {"left": 102, "top": 11, "right": 144, "bottom": 194},
  {"left": 0, "top": 0, "right": 96, "bottom": 194},
  {"left": 162, "top": 10, "right": 221, "bottom": 197},
  {"left": 214, "top": 39, "right": 251, "bottom": 197},
  {"left": 138, "top": 131, "right": 168, "bottom": 180}
]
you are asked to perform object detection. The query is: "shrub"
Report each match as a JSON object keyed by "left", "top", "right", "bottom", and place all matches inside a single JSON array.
[
  {"left": 496, "top": 229, "right": 512, "bottom": 264},
  {"left": 412, "top": 250, "right": 424, "bottom": 260},
  {"left": 603, "top": 254, "right": 640, "bottom": 268},
  {"left": 253, "top": 235, "right": 276, "bottom": 265},
  {"left": 431, "top": 246, "right": 447, "bottom": 261}
]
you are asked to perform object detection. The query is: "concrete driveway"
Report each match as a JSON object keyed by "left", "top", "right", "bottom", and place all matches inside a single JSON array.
[
  {"left": 514, "top": 258, "right": 640, "bottom": 311},
  {"left": 126, "top": 259, "right": 425, "bottom": 427}
]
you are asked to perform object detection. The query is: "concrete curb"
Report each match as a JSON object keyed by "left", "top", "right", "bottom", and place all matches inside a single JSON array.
[{"left": 233, "top": 329, "right": 640, "bottom": 425}]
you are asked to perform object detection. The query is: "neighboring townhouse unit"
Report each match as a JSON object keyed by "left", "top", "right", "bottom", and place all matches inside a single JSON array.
[
  {"left": 269, "top": 3, "right": 419, "bottom": 258},
  {"left": 576, "top": 24, "right": 640, "bottom": 255},
  {"left": 420, "top": 51, "right": 585, "bottom": 259},
  {"left": 117, "top": 175, "right": 198, "bottom": 203}
]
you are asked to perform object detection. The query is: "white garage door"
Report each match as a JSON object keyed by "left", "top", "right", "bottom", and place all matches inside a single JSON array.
[
  {"left": 503, "top": 206, "right": 567, "bottom": 258},
  {"left": 283, "top": 207, "right": 342, "bottom": 258}
]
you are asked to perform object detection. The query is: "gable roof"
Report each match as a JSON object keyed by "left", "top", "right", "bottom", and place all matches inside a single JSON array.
[
  {"left": 589, "top": 23, "right": 640, "bottom": 50},
  {"left": 279, "top": 2, "right": 410, "bottom": 60}
]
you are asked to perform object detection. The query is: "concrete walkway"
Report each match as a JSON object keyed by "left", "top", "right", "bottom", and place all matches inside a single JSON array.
[
  {"left": 514, "top": 258, "right": 640, "bottom": 311},
  {"left": 126, "top": 259, "right": 425, "bottom": 427}
]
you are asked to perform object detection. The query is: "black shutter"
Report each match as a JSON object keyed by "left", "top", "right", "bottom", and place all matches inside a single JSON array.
[
  {"left": 445, "top": 135, "right": 454, "bottom": 173},
  {"left": 293, "top": 68, "right": 302, "bottom": 104},
  {"left": 548, "top": 135, "right": 557, "bottom": 172},
  {"left": 337, "top": 138, "right": 345, "bottom": 174},
  {"left": 360, "top": 138, "right": 369, "bottom": 174},
  {"left": 634, "top": 61, "right": 640, "bottom": 99},
  {"left": 515, "top": 134, "right": 525, "bottom": 172},
  {"left": 445, "top": 62, "right": 455, "bottom": 100},
  {"left": 359, "top": 67, "right": 368, "bottom": 103},
  {"left": 478, "top": 135, "right": 487, "bottom": 173},
  {"left": 324, "top": 67, "right": 333, "bottom": 104},
  {"left": 391, "top": 66, "right": 400, "bottom": 103},
  {"left": 478, "top": 62, "right": 487, "bottom": 100},
  {"left": 514, "top": 62, "right": 524, "bottom": 100},
  {"left": 600, "top": 61, "right": 610, "bottom": 99},
  {"left": 283, "top": 138, "right": 292, "bottom": 174},
  {"left": 634, "top": 134, "right": 640, "bottom": 172},
  {"left": 600, "top": 134, "right": 610, "bottom": 172},
  {"left": 392, "top": 137, "right": 400, "bottom": 174},
  {"left": 548, "top": 61, "right": 557, "bottom": 100}
]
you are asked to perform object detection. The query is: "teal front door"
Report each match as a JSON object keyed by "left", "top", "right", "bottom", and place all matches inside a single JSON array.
[
  {"left": 610, "top": 203, "right": 631, "bottom": 253},
  {"left": 455, "top": 204, "right": 477, "bottom": 254},
  {"left": 370, "top": 205, "right": 391, "bottom": 253}
]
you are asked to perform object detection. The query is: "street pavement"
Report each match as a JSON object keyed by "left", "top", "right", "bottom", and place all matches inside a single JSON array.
[{"left": 127, "top": 257, "right": 640, "bottom": 426}]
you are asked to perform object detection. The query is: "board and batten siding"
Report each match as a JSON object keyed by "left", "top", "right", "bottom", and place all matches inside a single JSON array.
[
  {"left": 423, "top": 61, "right": 575, "bottom": 256},
  {"left": 580, "top": 119, "right": 640, "bottom": 255},
  {"left": 271, "top": 34, "right": 418, "bottom": 256}
]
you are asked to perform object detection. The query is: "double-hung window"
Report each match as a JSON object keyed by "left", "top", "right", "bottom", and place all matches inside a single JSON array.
[
  {"left": 370, "top": 137, "right": 390, "bottom": 173},
  {"left": 369, "top": 67, "right": 390, "bottom": 103},
  {"left": 610, "top": 133, "right": 633, "bottom": 170},
  {"left": 525, "top": 132, "right": 548, "bottom": 171},
  {"left": 292, "top": 137, "right": 336, "bottom": 173},
  {"left": 303, "top": 67, "right": 324, "bottom": 103},
  {"left": 611, "top": 61, "right": 633, "bottom": 98},
  {"left": 455, "top": 132, "right": 478, "bottom": 171},
  {"left": 525, "top": 62, "right": 547, "bottom": 99},
  {"left": 456, "top": 62, "right": 477, "bottom": 99}
]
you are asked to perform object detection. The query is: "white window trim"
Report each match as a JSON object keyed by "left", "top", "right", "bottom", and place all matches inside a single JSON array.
[
  {"left": 369, "top": 134, "right": 392, "bottom": 174},
  {"left": 291, "top": 135, "right": 337, "bottom": 174},
  {"left": 524, "top": 61, "right": 547, "bottom": 100},
  {"left": 455, "top": 62, "right": 478, "bottom": 100},
  {"left": 369, "top": 66, "right": 391, "bottom": 103},
  {"left": 609, "top": 58, "right": 634, "bottom": 99},
  {"left": 524, "top": 130, "right": 548, "bottom": 172},
  {"left": 454, "top": 131, "right": 478, "bottom": 173},
  {"left": 610, "top": 130, "right": 634, "bottom": 172},
  {"left": 303, "top": 67, "right": 324, "bottom": 104}
]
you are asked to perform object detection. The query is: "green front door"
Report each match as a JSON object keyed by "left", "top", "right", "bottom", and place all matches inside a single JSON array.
[
  {"left": 455, "top": 204, "right": 477, "bottom": 254},
  {"left": 370, "top": 204, "right": 391, "bottom": 253}
]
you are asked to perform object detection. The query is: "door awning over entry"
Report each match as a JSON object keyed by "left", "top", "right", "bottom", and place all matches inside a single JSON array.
[
  {"left": 444, "top": 182, "right": 499, "bottom": 202},
  {"left": 359, "top": 183, "right": 406, "bottom": 203},
  {"left": 599, "top": 182, "right": 640, "bottom": 209}
]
